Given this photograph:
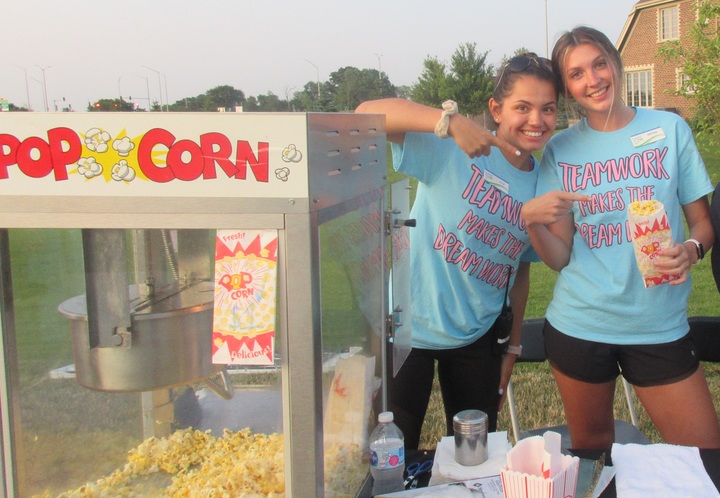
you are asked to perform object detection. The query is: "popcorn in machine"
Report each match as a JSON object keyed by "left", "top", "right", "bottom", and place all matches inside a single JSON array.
[{"left": 0, "top": 111, "right": 412, "bottom": 497}]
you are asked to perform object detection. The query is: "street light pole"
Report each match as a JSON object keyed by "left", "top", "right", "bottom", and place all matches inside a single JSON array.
[
  {"left": 35, "top": 65, "right": 50, "bottom": 112},
  {"left": 163, "top": 74, "right": 169, "bottom": 112},
  {"left": 545, "top": 0, "right": 549, "bottom": 58},
  {"left": 375, "top": 53, "right": 383, "bottom": 98},
  {"left": 142, "top": 65, "right": 164, "bottom": 111},
  {"left": 12, "top": 64, "right": 31, "bottom": 111},
  {"left": 306, "top": 60, "right": 320, "bottom": 98},
  {"left": 134, "top": 75, "right": 152, "bottom": 111}
]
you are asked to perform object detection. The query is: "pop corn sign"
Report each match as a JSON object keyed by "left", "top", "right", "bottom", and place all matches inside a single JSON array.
[
  {"left": 212, "top": 229, "right": 278, "bottom": 366},
  {"left": 0, "top": 113, "right": 309, "bottom": 198}
]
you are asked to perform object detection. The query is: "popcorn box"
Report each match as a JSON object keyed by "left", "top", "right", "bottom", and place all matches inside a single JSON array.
[
  {"left": 500, "top": 433, "right": 579, "bottom": 498},
  {"left": 627, "top": 200, "right": 679, "bottom": 288}
]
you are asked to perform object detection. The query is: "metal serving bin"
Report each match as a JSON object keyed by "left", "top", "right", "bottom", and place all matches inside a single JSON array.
[{"left": 0, "top": 111, "right": 406, "bottom": 497}]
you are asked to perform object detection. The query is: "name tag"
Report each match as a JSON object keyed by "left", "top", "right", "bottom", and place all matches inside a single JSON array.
[
  {"left": 631, "top": 127, "right": 666, "bottom": 147},
  {"left": 485, "top": 170, "right": 509, "bottom": 194}
]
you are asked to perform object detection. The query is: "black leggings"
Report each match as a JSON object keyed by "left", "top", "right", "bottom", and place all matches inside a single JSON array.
[{"left": 387, "top": 330, "right": 501, "bottom": 450}]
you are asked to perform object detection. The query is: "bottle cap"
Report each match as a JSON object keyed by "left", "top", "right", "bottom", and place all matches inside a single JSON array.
[{"left": 378, "top": 411, "right": 394, "bottom": 423}]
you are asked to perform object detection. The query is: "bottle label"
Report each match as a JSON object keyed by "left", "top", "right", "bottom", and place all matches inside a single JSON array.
[{"left": 370, "top": 445, "right": 405, "bottom": 470}]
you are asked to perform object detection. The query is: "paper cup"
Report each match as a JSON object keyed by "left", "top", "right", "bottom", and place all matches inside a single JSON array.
[{"left": 627, "top": 200, "right": 679, "bottom": 288}]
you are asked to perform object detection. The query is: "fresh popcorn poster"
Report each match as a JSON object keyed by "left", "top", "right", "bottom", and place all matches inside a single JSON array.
[{"left": 212, "top": 229, "right": 279, "bottom": 365}]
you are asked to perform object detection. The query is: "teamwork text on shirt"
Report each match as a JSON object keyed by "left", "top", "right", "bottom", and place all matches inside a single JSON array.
[
  {"left": 557, "top": 147, "right": 672, "bottom": 251},
  {"left": 434, "top": 164, "right": 530, "bottom": 291}
]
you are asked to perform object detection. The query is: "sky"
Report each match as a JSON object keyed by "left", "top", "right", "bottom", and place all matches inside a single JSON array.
[{"left": 0, "top": 0, "right": 638, "bottom": 112}]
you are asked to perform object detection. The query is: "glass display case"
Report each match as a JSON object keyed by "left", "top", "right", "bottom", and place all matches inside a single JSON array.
[{"left": 0, "top": 111, "right": 410, "bottom": 497}]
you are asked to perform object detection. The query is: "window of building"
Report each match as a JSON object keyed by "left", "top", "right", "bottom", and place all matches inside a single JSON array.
[
  {"left": 625, "top": 70, "right": 653, "bottom": 107},
  {"left": 677, "top": 70, "right": 696, "bottom": 94},
  {"left": 659, "top": 5, "right": 679, "bottom": 40}
]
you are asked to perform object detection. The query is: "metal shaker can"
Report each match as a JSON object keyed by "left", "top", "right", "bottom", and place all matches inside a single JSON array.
[{"left": 453, "top": 409, "right": 488, "bottom": 466}]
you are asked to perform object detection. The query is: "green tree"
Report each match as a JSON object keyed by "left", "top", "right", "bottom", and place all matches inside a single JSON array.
[
  {"left": 88, "top": 98, "right": 135, "bottom": 112},
  {"left": 8, "top": 103, "right": 29, "bottom": 112},
  {"left": 291, "top": 81, "right": 321, "bottom": 111},
  {"left": 205, "top": 85, "right": 245, "bottom": 111},
  {"left": 168, "top": 85, "right": 244, "bottom": 112},
  {"left": 327, "top": 67, "right": 395, "bottom": 111},
  {"left": 445, "top": 42, "right": 494, "bottom": 117},
  {"left": 293, "top": 80, "right": 346, "bottom": 112},
  {"left": 395, "top": 85, "right": 412, "bottom": 100},
  {"left": 373, "top": 69, "right": 396, "bottom": 100},
  {"left": 657, "top": 0, "right": 720, "bottom": 142},
  {"left": 243, "top": 96, "right": 259, "bottom": 111},
  {"left": 172, "top": 96, "right": 203, "bottom": 111},
  {"left": 409, "top": 44, "right": 494, "bottom": 116},
  {"left": 257, "top": 93, "right": 285, "bottom": 111},
  {"left": 410, "top": 57, "right": 448, "bottom": 107}
]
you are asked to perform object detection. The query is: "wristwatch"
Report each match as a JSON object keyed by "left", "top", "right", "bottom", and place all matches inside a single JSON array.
[{"left": 686, "top": 238, "right": 705, "bottom": 264}]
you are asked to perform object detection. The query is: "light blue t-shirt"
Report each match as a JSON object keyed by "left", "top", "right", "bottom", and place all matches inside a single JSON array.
[
  {"left": 537, "top": 108, "right": 713, "bottom": 345},
  {"left": 393, "top": 132, "right": 539, "bottom": 350}
]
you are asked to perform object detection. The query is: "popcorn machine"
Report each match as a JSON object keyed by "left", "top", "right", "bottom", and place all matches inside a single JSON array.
[{"left": 0, "top": 111, "right": 412, "bottom": 497}]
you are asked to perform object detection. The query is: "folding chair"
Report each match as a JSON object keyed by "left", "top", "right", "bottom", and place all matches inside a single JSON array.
[
  {"left": 506, "top": 318, "right": 650, "bottom": 450},
  {"left": 688, "top": 316, "right": 720, "bottom": 362}
]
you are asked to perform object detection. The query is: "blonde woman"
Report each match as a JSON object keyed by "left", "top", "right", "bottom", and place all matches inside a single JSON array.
[{"left": 522, "top": 26, "right": 720, "bottom": 449}]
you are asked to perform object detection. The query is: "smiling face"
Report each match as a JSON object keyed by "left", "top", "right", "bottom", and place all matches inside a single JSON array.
[
  {"left": 490, "top": 75, "right": 558, "bottom": 155},
  {"left": 562, "top": 43, "right": 621, "bottom": 117}
]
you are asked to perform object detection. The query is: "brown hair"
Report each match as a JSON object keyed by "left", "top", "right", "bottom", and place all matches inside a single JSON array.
[{"left": 492, "top": 52, "right": 559, "bottom": 104}]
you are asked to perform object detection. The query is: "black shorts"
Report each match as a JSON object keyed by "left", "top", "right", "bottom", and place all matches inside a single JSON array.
[{"left": 543, "top": 320, "right": 699, "bottom": 387}]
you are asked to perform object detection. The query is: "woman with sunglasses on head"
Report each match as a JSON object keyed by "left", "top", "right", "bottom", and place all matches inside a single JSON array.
[
  {"left": 356, "top": 53, "right": 558, "bottom": 450},
  {"left": 522, "top": 26, "right": 720, "bottom": 449}
]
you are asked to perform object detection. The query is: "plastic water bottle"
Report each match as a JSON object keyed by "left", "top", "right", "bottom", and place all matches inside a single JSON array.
[{"left": 369, "top": 411, "right": 405, "bottom": 495}]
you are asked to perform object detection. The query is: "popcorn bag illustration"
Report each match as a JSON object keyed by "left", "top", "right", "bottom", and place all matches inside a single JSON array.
[
  {"left": 627, "top": 200, "right": 679, "bottom": 288},
  {"left": 500, "top": 432, "right": 579, "bottom": 498}
]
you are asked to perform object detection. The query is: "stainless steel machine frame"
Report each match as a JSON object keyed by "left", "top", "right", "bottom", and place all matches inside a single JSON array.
[{"left": 0, "top": 111, "right": 394, "bottom": 497}]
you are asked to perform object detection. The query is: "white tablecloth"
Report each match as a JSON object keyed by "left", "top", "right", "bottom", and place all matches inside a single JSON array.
[{"left": 612, "top": 443, "right": 719, "bottom": 497}]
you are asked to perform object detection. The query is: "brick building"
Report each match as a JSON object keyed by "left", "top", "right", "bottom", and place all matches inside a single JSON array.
[{"left": 617, "top": 0, "right": 718, "bottom": 118}]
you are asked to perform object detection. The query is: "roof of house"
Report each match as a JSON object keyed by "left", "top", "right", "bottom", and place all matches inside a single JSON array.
[{"left": 616, "top": 0, "right": 679, "bottom": 50}]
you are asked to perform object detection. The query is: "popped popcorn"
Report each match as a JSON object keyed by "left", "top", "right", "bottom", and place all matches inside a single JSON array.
[
  {"left": 628, "top": 200, "right": 661, "bottom": 217},
  {"left": 35, "top": 428, "right": 367, "bottom": 498}
]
